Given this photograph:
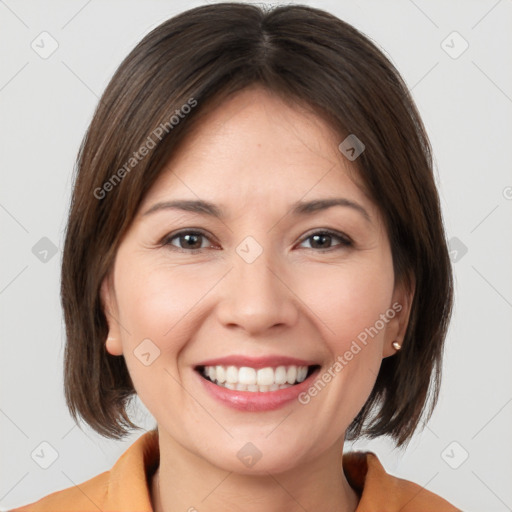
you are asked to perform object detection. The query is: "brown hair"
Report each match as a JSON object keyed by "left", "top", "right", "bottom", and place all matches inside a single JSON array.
[{"left": 61, "top": 2, "right": 453, "bottom": 446}]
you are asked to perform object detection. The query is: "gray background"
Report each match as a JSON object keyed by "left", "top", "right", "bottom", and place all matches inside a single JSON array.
[{"left": 1, "top": 0, "right": 511, "bottom": 510}]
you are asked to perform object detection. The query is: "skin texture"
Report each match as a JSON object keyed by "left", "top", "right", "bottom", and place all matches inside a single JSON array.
[{"left": 101, "top": 86, "right": 413, "bottom": 512}]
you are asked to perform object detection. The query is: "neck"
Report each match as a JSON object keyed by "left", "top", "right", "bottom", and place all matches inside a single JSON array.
[{"left": 150, "top": 433, "right": 359, "bottom": 512}]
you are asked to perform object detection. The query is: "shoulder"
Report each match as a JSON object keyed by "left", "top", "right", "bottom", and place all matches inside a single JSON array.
[
  {"left": 342, "top": 451, "right": 462, "bottom": 511},
  {"left": 10, "top": 430, "right": 159, "bottom": 512},
  {"left": 9, "top": 471, "right": 110, "bottom": 512}
]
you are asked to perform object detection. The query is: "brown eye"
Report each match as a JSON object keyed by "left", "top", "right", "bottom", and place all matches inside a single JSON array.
[
  {"left": 163, "top": 230, "right": 212, "bottom": 252},
  {"left": 299, "top": 230, "right": 352, "bottom": 251}
]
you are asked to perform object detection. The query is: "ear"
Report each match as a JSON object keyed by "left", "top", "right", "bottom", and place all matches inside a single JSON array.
[
  {"left": 100, "top": 274, "right": 123, "bottom": 356},
  {"left": 382, "top": 276, "right": 415, "bottom": 358}
]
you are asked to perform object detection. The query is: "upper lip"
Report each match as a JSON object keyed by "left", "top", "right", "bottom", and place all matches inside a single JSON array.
[{"left": 195, "top": 355, "right": 320, "bottom": 370}]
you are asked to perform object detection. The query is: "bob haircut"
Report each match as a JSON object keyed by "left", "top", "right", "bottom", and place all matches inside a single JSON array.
[{"left": 61, "top": 2, "right": 453, "bottom": 447}]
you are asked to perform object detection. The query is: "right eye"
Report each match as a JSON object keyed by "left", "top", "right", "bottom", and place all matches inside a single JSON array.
[{"left": 161, "top": 230, "right": 216, "bottom": 253}]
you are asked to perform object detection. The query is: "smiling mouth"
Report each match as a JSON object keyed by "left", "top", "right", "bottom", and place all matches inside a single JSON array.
[{"left": 195, "top": 364, "right": 321, "bottom": 392}]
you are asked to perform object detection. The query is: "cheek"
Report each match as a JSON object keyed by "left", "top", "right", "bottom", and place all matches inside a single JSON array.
[
  {"left": 113, "top": 262, "right": 211, "bottom": 413},
  {"left": 112, "top": 259, "right": 234, "bottom": 408},
  {"left": 296, "top": 258, "right": 394, "bottom": 423},
  {"left": 115, "top": 261, "right": 214, "bottom": 348},
  {"left": 299, "top": 257, "right": 395, "bottom": 348}
]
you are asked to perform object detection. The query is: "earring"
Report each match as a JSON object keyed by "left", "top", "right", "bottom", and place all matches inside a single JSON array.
[{"left": 392, "top": 341, "right": 402, "bottom": 351}]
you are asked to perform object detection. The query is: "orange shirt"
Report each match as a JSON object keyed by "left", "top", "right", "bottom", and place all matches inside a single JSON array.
[{"left": 12, "top": 429, "right": 460, "bottom": 511}]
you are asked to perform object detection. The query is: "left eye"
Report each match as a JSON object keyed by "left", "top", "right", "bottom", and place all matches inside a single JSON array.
[
  {"left": 162, "top": 229, "right": 352, "bottom": 253},
  {"left": 298, "top": 231, "right": 352, "bottom": 250}
]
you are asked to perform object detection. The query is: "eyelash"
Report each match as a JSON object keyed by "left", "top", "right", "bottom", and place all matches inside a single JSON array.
[{"left": 160, "top": 229, "right": 353, "bottom": 254}]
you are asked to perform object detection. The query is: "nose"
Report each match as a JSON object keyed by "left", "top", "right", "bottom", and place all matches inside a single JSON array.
[{"left": 216, "top": 243, "right": 299, "bottom": 335}]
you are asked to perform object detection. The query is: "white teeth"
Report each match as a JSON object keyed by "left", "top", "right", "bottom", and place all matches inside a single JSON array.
[
  {"left": 238, "top": 367, "right": 257, "bottom": 385},
  {"left": 200, "top": 364, "right": 312, "bottom": 391},
  {"left": 226, "top": 366, "right": 238, "bottom": 384},
  {"left": 286, "top": 366, "right": 297, "bottom": 384},
  {"left": 257, "top": 367, "right": 274, "bottom": 386},
  {"left": 275, "top": 366, "right": 287, "bottom": 385},
  {"left": 297, "top": 366, "right": 308, "bottom": 383},
  {"left": 215, "top": 365, "right": 226, "bottom": 383}
]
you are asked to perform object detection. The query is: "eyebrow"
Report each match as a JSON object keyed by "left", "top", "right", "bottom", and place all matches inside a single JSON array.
[{"left": 142, "top": 198, "right": 371, "bottom": 223}]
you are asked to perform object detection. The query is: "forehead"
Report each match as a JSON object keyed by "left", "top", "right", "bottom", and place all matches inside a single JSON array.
[{"left": 138, "top": 86, "right": 376, "bottom": 220}]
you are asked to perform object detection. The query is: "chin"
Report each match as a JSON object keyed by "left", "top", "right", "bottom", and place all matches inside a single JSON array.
[
  {"left": 214, "top": 451, "right": 304, "bottom": 476},
  {"left": 197, "top": 433, "right": 316, "bottom": 476}
]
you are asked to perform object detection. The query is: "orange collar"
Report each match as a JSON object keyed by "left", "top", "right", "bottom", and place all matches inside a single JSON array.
[{"left": 13, "top": 429, "right": 460, "bottom": 511}]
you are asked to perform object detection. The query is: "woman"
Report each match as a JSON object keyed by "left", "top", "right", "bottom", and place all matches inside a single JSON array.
[{"left": 13, "top": 3, "right": 460, "bottom": 510}]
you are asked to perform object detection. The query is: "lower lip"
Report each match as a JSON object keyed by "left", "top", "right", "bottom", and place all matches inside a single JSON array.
[{"left": 196, "top": 368, "right": 320, "bottom": 412}]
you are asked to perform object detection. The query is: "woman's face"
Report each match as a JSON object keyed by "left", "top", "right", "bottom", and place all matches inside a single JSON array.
[{"left": 101, "top": 86, "right": 411, "bottom": 474}]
